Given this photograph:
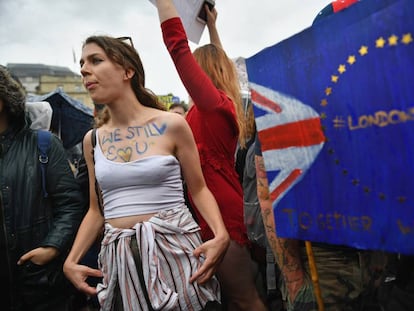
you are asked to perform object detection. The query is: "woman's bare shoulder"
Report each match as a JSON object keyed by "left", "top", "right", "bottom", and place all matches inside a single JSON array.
[{"left": 158, "top": 109, "right": 187, "bottom": 124}]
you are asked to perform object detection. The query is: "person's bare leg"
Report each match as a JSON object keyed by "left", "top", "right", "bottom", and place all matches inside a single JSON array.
[{"left": 217, "top": 240, "right": 268, "bottom": 311}]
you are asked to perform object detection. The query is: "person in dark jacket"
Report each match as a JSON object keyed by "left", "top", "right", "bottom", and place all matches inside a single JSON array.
[{"left": 0, "top": 65, "right": 86, "bottom": 310}]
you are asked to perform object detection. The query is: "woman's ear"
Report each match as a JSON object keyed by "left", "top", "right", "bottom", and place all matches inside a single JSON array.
[{"left": 124, "top": 68, "right": 135, "bottom": 80}]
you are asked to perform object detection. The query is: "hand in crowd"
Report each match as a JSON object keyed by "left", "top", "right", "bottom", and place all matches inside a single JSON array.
[
  {"left": 17, "top": 246, "right": 59, "bottom": 265},
  {"left": 190, "top": 234, "right": 229, "bottom": 285},
  {"left": 205, "top": 4, "right": 218, "bottom": 28},
  {"left": 63, "top": 262, "right": 103, "bottom": 296}
]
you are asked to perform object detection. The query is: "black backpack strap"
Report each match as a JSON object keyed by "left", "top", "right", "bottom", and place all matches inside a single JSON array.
[
  {"left": 91, "top": 128, "right": 104, "bottom": 215},
  {"left": 91, "top": 128, "right": 97, "bottom": 150},
  {"left": 235, "top": 133, "right": 256, "bottom": 185},
  {"left": 37, "top": 130, "right": 52, "bottom": 198}
]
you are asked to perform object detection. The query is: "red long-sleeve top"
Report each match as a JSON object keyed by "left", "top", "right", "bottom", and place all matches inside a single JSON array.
[{"left": 161, "top": 17, "right": 248, "bottom": 245}]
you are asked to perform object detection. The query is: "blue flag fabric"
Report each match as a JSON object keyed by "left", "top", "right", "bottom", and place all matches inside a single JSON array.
[{"left": 245, "top": 0, "right": 414, "bottom": 254}]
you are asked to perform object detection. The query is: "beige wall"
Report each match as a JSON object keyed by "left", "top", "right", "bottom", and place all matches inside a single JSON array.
[{"left": 38, "top": 75, "right": 94, "bottom": 109}]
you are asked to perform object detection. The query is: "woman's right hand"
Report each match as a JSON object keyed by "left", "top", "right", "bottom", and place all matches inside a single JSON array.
[
  {"left": 189, "top": 232, "right": 229, "bottom": 285},
  {"left": 63, "top": 261, "right": 103, "bottom": 296}
]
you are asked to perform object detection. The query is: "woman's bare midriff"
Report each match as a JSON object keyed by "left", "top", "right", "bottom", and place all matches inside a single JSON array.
[{"left": 107, "top": 213, "right": 157, "bottom": 229}]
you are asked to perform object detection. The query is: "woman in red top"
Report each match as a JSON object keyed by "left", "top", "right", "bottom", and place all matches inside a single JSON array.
[{"left": 155, "top": 1, "right": 268, "bottom": 310}]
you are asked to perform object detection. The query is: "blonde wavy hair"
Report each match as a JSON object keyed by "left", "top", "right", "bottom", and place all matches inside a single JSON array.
[{"left": 193, "top": 44, "right": 248, "bottom": 148}]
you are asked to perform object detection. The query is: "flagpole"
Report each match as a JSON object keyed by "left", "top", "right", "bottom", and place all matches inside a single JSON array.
[{"left": 305, "top": 241, "right": 324, "bottom": 311}]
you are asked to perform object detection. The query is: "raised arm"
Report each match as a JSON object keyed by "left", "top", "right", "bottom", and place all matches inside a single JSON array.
[
  {"left": 206, "top": 5, "right": 223, "bottom": 49},
  {"left": 155, "top": 0, "right": 224, "bottom": 112},
  {"left": 155, "top": 0, "right": 178, "bottom": 23}
]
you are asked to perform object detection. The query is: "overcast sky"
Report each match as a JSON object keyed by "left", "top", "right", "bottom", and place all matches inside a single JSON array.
[{"left": 0, "top": 0, "right": 331, "bottom": 102}]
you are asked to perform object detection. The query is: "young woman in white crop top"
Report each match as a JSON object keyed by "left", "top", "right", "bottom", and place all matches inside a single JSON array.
[{"left": 63, "top": 34, "right": 230, "bottom": 311}]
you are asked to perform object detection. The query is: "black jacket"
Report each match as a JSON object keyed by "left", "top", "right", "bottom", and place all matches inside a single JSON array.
[{"left": 0, "top": 118, "right": 86, "bottom": 310}]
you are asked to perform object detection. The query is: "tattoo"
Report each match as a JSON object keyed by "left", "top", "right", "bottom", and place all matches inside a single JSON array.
[{"left": 255, "top": 154, "right": 305, "bottom": 285}]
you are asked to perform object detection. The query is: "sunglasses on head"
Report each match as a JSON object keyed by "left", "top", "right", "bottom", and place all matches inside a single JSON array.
[{"left": 116, "top": 36, "right": 134, "bottom": 48}]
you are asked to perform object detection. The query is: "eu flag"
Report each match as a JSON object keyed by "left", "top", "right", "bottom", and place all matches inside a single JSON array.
[{"left": 245, "top": 0, "right": 414, "bottom": 254}]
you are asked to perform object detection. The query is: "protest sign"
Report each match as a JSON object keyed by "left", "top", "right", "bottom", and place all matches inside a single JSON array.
[
  {"left": 148, "top": 0, "right": 208, "bottom": 43},
  {"left": 246, "top": 0, "right": 414, "bottom": 254}
]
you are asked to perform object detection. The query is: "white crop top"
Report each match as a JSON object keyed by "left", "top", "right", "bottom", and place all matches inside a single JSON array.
[{"left": 94, "top": 130, "right": 185, "bottom": 219}]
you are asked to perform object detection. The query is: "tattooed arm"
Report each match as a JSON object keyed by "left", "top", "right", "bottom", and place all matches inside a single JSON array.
[{"left": 255, "top": 153, "right": 307, "bottom": 303}]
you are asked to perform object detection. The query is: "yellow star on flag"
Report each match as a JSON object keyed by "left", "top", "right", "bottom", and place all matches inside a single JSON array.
[
  {"left": 338, "top": 64, "right": 346, "bottom": 74},
  {"left": 388, "top": 34, "right": 398, "bottom": 46},
  {"left": 359, "top": 45, "right": 368, "bottom": 55},
  {"left": 402, "top": 33, "right": 413, "bottom": 44},
  {"left": 376, "top": 37, "right": 386, "bottom": 48},
  {"left": 347, "top": 55, "right": 356, "bottom": 65}
]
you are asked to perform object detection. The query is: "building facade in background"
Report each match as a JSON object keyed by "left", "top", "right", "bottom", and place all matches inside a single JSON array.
[
  {"left": 6, "top": 63, "right": 185, "bottom": 111},
  {"left": 6, "top": 63, "right": 94, "bottom": 109}
]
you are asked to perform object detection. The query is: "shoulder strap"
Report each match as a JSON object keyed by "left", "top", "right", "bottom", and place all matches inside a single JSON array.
[
  {"left": 37, "top": 130, "right": 52, "bottom": 198},
  {"left": 235, "top": 134, "right": 256, "bottom": 185},
  {"left": 91, "top": 128, "right": 104, "bottom": 215},
  {"left": 91, "top": 128, "right": 97, "bottom": 149}
]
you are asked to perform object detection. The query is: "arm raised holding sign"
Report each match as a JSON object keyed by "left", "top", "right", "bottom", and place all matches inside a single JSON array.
[{"left": 155, "top": 1, "right": 269, "bottom": 310}]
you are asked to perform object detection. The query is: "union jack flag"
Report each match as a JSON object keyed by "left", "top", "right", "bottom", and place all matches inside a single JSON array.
[{"left": 251, "top": 83, "right": 325, "bottom": 206}]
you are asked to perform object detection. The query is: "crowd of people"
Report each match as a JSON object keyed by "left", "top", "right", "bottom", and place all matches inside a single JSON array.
[{"left": 1, "top": 0, "right": 413, "bottom": 310}]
